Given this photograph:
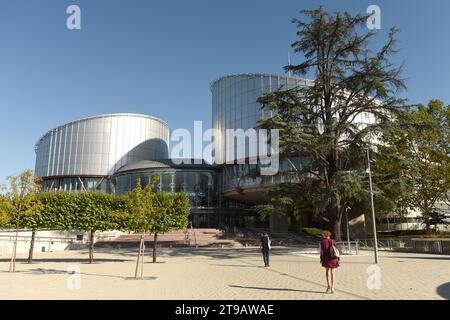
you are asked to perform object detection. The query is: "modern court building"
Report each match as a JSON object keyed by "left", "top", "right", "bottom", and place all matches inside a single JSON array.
[
  {"left": 34, "top": 73, "right": 449, "bottom": 232},
  {"left": 34, "top": 73, "right": 380, "bottom": 231},
  {"left": 34, "top": 73, "right": 312, "bottom": 230}
]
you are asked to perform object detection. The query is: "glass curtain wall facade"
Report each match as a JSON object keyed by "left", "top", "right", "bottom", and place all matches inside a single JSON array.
[
  {"left": 211, "top": 73, "right": 312, "bottom": 193},
  {"left": 112, "top": 161, "right": 220, "bottom": 209},
  {"left": 221, "top": 158, "right": 305, "bottom": 192},
  {"left": 41, "top": 176, "right": 109, "bottom": 192}
]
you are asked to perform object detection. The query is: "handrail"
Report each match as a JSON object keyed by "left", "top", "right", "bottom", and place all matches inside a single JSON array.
[
  {"left": 0, "top": 235, "right": 76, "bottom": 242},
  {"left": 336, "top": 241, "right": 360, "bottom": 255},
  {"left": 354, "top": 237, "right": 450, "bottom": 255}
]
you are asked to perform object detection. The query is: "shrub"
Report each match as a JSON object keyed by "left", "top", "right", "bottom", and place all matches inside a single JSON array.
[{"left": 302, "top": 227, "right": 325, "bottom": 238}]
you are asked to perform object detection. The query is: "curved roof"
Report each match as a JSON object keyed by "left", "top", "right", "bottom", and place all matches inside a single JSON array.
[
  {"left": 35, "top": 113, "right": 169, "bottom": 149},
  {"left": 113, "top": 159, "right": 216, "bottom": 175},
  {"left": 210, "top": 73, "right": 313, "bottom": 91}
]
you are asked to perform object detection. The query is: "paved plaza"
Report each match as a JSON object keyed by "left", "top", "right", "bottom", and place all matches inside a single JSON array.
[{"left": 0, "top": 247, "right": 449, "bottom": 300}]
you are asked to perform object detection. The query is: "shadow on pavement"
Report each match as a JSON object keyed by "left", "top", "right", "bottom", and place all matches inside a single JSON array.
[
  {"left": 211, "top": 264, "right": 260, "bottom": 268},
  {"left": 95, "top": 247, "right": 268, "bottom": 260},
  {"left": 0, "top": 268, "right": 68, "bottom": 275},
  {"left": 123, "top": 276, "right": 158, "bottom": 281},
  {"left": 0, "top": 258, "right": 131, "bottom": 263},
  {"left": 437, "top": 282, "right": 450, "bottom": 300},
  {"left": 1, "top": 267, "right": 143, "bottom": 280},
  {"left": 229, "top": 284, "right": 325, "bottom": 294},
  {"left": 384, "top": 256, "right": 450, "bottom": 261}
]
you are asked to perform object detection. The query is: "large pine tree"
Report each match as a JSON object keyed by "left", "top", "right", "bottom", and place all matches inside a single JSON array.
[{"left": 258, "top": 7, "right": 406, "bottom": 240}]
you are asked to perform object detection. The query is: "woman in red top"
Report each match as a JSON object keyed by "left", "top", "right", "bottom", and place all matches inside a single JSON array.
[{"left": 320, "top": 230, "right": 340, "bottom": 294}]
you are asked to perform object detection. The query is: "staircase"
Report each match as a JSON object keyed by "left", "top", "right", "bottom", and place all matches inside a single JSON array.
[
  {"left": 95, "top": 228, "right": 317, "bottom": 249},
  {"left": 243, "top": 228, "right": 318, "bottom": 246},
  {"left": 95, "top": 229, "right": 242, "bottom": 248}
]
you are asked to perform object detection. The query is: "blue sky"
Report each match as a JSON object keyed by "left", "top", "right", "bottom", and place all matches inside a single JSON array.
[{"left": 0, "top": 0, "right": 449, "bottom": 186}]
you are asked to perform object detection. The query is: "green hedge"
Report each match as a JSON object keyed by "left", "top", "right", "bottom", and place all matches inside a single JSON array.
[{"left": 302, "top": 227, "right": 325, "bottom": 238}]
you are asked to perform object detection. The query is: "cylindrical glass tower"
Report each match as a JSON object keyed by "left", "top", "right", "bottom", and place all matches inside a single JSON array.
[
  {"left": 211, "top": 73, "right": 311, "bottom": 164},
  {"left": 211, "top": 73, "right": 311, "bottom": 194}
]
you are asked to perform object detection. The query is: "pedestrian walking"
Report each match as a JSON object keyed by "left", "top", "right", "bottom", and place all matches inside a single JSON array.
[
  {"left": 260, "top": 231, "right": 271, "bottom": 267},
  {"left": 320, "top": 230, "right": 340, "bottom": 294}
]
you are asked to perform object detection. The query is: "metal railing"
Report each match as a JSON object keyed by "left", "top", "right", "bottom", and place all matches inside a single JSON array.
[
  {"left": 409, "top": 239, "right": 450, "bottom": 254},
  {"left": 96, "top": 232, "right": 121, "bottom": 241},
  {"left": 291, "top": 241, "right": 361, "bottom": 255},
  {"left": 354, "top": 238, "right": 450, "bottom": 255},
  {"left": 355, "top": 239, "right": 393, "bottom": 251},
  {"left": 298, "top": 238, "right": 450, "bottom": 256},
  {"left": 0, "top": 234, "right": 76, "bottom": 244},
  {"left": 336, "top": 241, "right": 360, "bottom": 255}
]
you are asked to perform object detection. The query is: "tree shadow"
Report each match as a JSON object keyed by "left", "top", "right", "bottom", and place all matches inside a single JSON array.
[
  {"left": 229, "top": 284, "right": 324, "bottom": 294},
  {"left": 0, "top": 258, "right": 131, "bottom": 263},
  {"left": 88, "top": 247, "right": 319, "bottom": 263},
  {"left": 1, "top": 267, "right": 154, "bottom": 280},
  {"left": 123, "top": 276, "right": 158, "bottom": 281},
  {"left": 384, "top": 256, "right": 450, "bottom": 261},
  {"left": 111, "top": 247, "right": 254, "bottom": 260},
  {"left": 437, "top": 282, "right": 450, "bottom": 300},
  {"left": 0, "top": 268, "right": 68, "bottom": 275},
  {"left": 211, "top": 264, "right": 260, "bottom": 268},
  {"left": 157, "top": 247, "right": 293, "bottom": 260}
]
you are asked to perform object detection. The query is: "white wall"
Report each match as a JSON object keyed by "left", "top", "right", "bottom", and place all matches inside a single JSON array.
[{"left": 0, "top": 230, "right": 123, "bottom": 256}]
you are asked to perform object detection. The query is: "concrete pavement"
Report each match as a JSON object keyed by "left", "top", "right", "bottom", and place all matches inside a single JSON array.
[{"left": 0, "top": 247, "right": 448, "bottom": 300}]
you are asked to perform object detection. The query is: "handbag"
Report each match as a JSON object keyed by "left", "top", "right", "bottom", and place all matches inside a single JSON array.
[
  {"left": 267, "top": 238, "right": 271, "bottom": 250},
  {"left": 329, "top": 240, "right": 340, "bottom": 258}
]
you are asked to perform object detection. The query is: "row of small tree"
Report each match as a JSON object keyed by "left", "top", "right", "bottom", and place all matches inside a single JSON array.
[{"left": 0, "top": 170, "right": 190, "bottom": 277}]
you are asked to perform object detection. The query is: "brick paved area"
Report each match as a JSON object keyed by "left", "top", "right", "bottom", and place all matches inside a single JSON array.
[{"left": 0, "top": 247, "right": 448, "bottom": 299}]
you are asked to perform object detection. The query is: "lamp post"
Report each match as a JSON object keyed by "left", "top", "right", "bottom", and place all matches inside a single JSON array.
[
  {"left": 367, "top": 148, "right": 379, "bottom": 264},
  {"left": 345, "top": 206, "right": 351, "bottom": 253}
]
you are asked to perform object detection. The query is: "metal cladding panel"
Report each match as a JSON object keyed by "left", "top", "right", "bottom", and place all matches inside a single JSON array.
[{"left": 34, "top": 114, "right": 169, "bottom": 178}]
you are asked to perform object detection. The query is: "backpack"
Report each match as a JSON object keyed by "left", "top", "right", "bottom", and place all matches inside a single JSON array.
[{"left": 329, "top": 240, "right": 340, "bottom": 258}]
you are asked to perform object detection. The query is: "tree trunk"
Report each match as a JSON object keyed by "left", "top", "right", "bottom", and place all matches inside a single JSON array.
[
  {"left": 89, "top": 230, "right": 95, "bottom": 264},
  {"left": 327, "top": 206, "right": 343, "bottom": 241},
  {"left": 141, "top": 236, "right": 145, "bottom": 279},
  {"left": 135, "top": 235, "right": 144, "bottom": 279},
  {"left": 425, "top": 218, "right": 432, "bottom": 234},
  {"left": 333, "top": 218, "right": 342, "bottom": 242},
  {"left": 9, "top": 210, "right": 21, "bottom": 272},
  {"left": 153, "top": 233, "right": 158, "bottom": 263},
  {"left": 9, "top": 229, "right": 19, "bottom": 272},
  {"left": 28, "top": 229, "right": 36, "bottom": 264}
]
